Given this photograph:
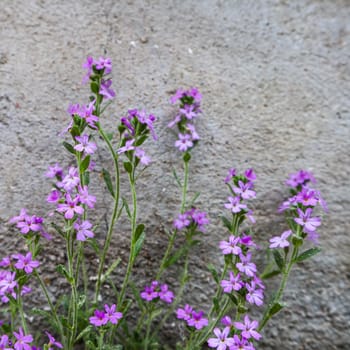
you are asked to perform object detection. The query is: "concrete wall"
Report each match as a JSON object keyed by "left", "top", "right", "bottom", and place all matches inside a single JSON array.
[{"left": 0, "top": 0, "right": 349, "bottom": 349}]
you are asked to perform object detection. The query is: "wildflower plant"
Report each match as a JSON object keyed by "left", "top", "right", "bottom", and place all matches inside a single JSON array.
[{"left": 0, "top": 56, "right": 327, "bottom": 350}]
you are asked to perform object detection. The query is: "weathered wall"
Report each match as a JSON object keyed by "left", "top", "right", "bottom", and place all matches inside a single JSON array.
[{"left": 0, "top": 0, "right": 349, "bottom": 349}]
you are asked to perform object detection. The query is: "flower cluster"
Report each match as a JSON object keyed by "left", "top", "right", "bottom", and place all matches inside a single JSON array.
[
  {"left": 45, "top": 164, "right": 96, "bottom": 241},
  {"left": 271, "top": 170, "right": 327, "bottom": 246},
  {"left": 220, "top": 237, "right": 265, "bottom": 307},
  {"left": 9, "top": 209, "right": 50, "bottom": 240},
  {"left": 208, "top": 315, "right": 261, "bottom": 350},
  {"left": 89, "top": 304, "right": 123, "bottom": 327},
  {"left": 173, "top": 208, "right": 210, "bottom": 233},
  {"left": 168, "top": 88, "right": 202, "bottom": 152},
  {"left": 140, "top": 281, "right": 174, "bottom": 304},
  {"left": 176, "top": 304, "right": 209, "bottom": 330},
  {"left": 224, "top": 168, "right": 256, "bottom": 223},
  {"left": 118, "top": 109, "right": 157, "bottom": 167},
  {"left": 0, "top": 329, "right": 62, "bottom": 350}
]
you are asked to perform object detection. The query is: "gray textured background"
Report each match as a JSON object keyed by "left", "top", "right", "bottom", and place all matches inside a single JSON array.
[{"left": 0, "top": 0, "right": 349, "bottom": 349}]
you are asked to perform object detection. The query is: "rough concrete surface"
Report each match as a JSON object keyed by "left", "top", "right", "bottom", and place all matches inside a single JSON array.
[{"left": 0, "top": 0, "right": 349, "bottom": 349}]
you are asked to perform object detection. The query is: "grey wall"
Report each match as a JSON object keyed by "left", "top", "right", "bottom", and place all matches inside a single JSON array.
[{"left": 0, "top": 0, "right": 349, "bottom": 349}]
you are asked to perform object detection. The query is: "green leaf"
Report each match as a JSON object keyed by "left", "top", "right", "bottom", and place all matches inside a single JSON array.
[
  {"left": 80, "top": 155, "right": 90, "bottom": 173},
  {"left": 273, "top": 250, "right": 284, "bottom": 270},
  {"left": 133, "top": 232, "right": 145, "bottom": 258},
  {"left": 135, "top": 135, "right": 148, "bottom": 147},
  {"left": 50, "top": 222, "right": 65, "bottom": 238},
  {"left": 77, "top": 294, "right": 86, "bottom": 309},
  {"left": 221, "top": 216, "right": 232, "bottom": 231},
  {"left": 130, "top": 282, "right": 144, "bottom": 311},
  {"left": 123, "top": 161, "right": 133, "bottom": 173},
  {"left": 188, "top": 192, "right": 200, "bottom": 207},
  {"left": 268, "top": 302, "right": 284, "bottom": 317},
  {"left": 172, "top": 168, "right": 182, "bottom": 187},
  {"left": 83, "top": 171, "right": 90, "bottom": 186},
  {"left": 183, "top": 152, "right": 191, "bottom": 163},
  {"left": 134, "top": 224, "right": 145, "bottom": 243},
  {"left": 260, "top": 270, "right": 281, "bottom": 279},
  {"left": 90, "top": 81, "right": 99, "bottom": 94},
  {"left": 122, "top": 197, "right": 132, "bottom": 219},
  {"left": 62, "top": 141, "right": 76, "bottom": 155},
  {"left": 70, "top": 125, "right": 81, "bottom": 138},
  {"left": 213, "top": 297, "right": 220, "bottom": 314},
  {"left": 101, "top": 258, "right": 121, "bottom": 283},
  {"left": 295, "top": 247, "right": 321, "bottom": 263},
  {"left": 164, "top": 246, "right": 187, "bottom": 268},
  {"left": 207, "top": 263, "right": 219, "bottom": 284},
  {"left": 292, "top": 234, "right": 303, "bottom": 247},
  {"left": 150, "top": 308, "right": 163, "bottom": 321},
  {"left": 106, "top": 132, "right": 114, "bottom": 141},
  {"left": 76, "top": 325, "right": 93, "bottom": 342},
  {"left": 56, "top": 264, "right": 74, "bottom": 284},
  {"left": 102, "top": 168, "right": 115, "bottom": 198}
]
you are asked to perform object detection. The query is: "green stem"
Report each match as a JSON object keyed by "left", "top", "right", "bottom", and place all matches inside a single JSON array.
[
  {"left": 17, "top": 287, "right": 28, "bottom": 334},
  {"left": 181, "top": 160, "right": 189, "bottom": 213},
  {"left": 35, "top": 271, "right": 66, "bottom": 348},
  {"left": 258, "top": 245, "right": 299, "bottom": 331},
  {"left": 194, "top": 297, "right": 230, "bottom": 347},
  {"left": 118, "top": 172, "right": 137, "bottom": 306},
  {"left": 94, "top": 126, "right": 121, "bottom": 304}
]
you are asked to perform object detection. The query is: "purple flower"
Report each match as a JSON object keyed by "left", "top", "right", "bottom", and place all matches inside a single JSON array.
[
  {"left": 296, "top": 187, "right": 318, "bottom": 207},
  {"left": 170, "top": 89, "right": 185, "bottom": 104},
  {"left": 56, "top": 194, "right": 84, "bottom": 220},
  {"left": 224, "top": 168, "right": 236, "bottom": 183},
  {"left": 269, "top": 230, "right": 292, "bottom": 249},
  {"left": 104, "top": 304, "right": 123, "bottom": 325},
  {"left": 236, "top": 253, "right": 257, "bottom": 277},
  {"left": 191, "top": 210, "right": 210, "bottom": 232},
  {"left": 57, "top": 167, "right": 80, "bottom": 192},
  {"left": 12, "top": 252, "right": 40, "bottom": 274},
  {"left": 189, "top": 87, "right": 202, "bottom": 102},
  {"left": 219, "top": 235, "right": 242, "bottom": 255},
  {"left": 0, "top": 271, "right": 17, "bottom": 295},
  {"left": 221, "top": 272, "right": 243, "bottom": 293},
  {"left": 16, "top": 215, "right": 43, "bottom": 235},
  {"left": 0, "top": 256, "right": 11, "bottom": 267},
  {"left": 173, "top": 213, "right": 191, "bottom": 230},
  {"left": 175, "top": 134, "right": 193, "bottom": 152},
  {"left": 176, "top": 304, "right": 193, "bottom": 321},
  {"left": 9, "top": 208, "right": 28, "bottom": 224},
  {"left": 136, "top": 110, "right": 158, "bottom": 141},
  {"left": 82, "top": 56, "right": 95, "bottom": 84},
  {"left": 224, "top": 196, "right": 247, "bottom": 214},
  {"left": 285, "top": 170, "right": 316, "bottom": 188},
  {"left": 244, "top": 168, "right": 256, "bottom": 182},
  {"left": 233, "top": 315, "right": 261, "bottom": 340},
  {"left": 233, "top": 181, "right": 256, "bottom": 200},
  {"left": 74, "top": 134, "right": 97, "bottom": 155},
  {"left": 95, "top": 57, "right": 112, "bottom": 74},
  {"left": 99, "top": 79, "right": 115, "bottom": 100},
  {"left": 180, "top": 104, "right": 197, "bottom": 120},
  {"left": 89, "top": 310, "right": 108, "bottom": 327},
  {"left": 0, "top": 334, "right": 12, "bottom": 350},
  {"left": 74, "top": 220, "right": 94, "bottom": 241},
  {"left": 47, "top": 189, "right": 61, "bottom": 203},
  {"left": 207, "top": 327, "right": 235, "bottom": 350},
  {"left": 245, "top": 282, "right": 264, "bottom": 306},
  {"left": 140, "top": 284, "right": 158, "bottom": 301},
  {"left": 78, "top": 186, "right": 96, "bottom": 208},
  {"left": 13, "top": 327, "right": 33, "bottom": 350},
  {"left": 45, "top": 331, "right": 63, "bottom": 349},
  {"left": 45, "top": 164, "right": 63, "bottom": 179},
  {"left": 221, "top": 316, "right": 233, "bottom": 327},
  {"left": 82, "top": 101, "right": 99, "bottom": 128},
  {"left": 117, "top": 139, "right": 135, "bottom": 154},
  {"left": 135, "top": 148, "right": 151, "bottom": 166},
  {"left": 294, "top": 208, "right": 321, "bottom": 232},
  {"left": 231, "top": 335, "right": 255, "bottom": 350},
  {"left": 159, "top": 284, "right": 174, "bottom": 304},
  {"left": 187, "top": 311, "right": 208, "bottom": 330}
]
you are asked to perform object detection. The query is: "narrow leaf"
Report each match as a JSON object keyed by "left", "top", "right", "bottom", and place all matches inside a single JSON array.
[
  {"left": 76, "top": 325, "right": 93, "bottom": 342},
  {"left": 164, "top": 246, "right": 187, "bottom": 268},
  {"left": 101, "top": 258, "right": 122, "bottom": 283},
  {"left": 172, "top": 168, "right": 182, "bottom": 187},
  {"left": 133, "top": 232, "right": 145, "bottom": 258},
  {"left": 130, "top": 282, "right": 144, "bottom": 311},
  {"left": 295, "top": 247, "right": 321, "bottom": 263},
  {"left": 268, "top": 302, "right": 284, "bottom": 317},
  {"left": 221, "top": 216, "right": 232, "bottom": 231},
  {"left": 134, "top": 224, "right": 145, "bottom": 243},
  {"left": 260, "top": 270, "right": 281, "bottom": 279},
  {"left": 207, "top": 263, "right": 219, "bottom": 284},
  {"left": 62, "top": 141, "right": 76, "bottom": 155},
  {"left": 189, "top": 192, "right": 201, "bottom": 207},
  {"left": 90, "top": 81, "right": 99, "bottom": 94},
  {"left": 80, "top": 155, "right": 90, "bottom": 173},
  {"left": 102, "top": 168, "right": 115, "bottom": 198},
  {"left": 123, "top": 161, "right": 133, "bottom": 174},
  {"left": 273, "top": 250, "right": 284, "bottom": 270},
  {"left": 122, "top": 197, "right": 132, "bottom": 219}
]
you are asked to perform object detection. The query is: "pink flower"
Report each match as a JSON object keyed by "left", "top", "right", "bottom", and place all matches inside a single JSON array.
[
  {"left": 175, "top": 133, "right": 193, "bottom": 152},
  {"left": 207, "top": 327, "right": 235, "bottom": 349},
  {"left": 269, "top": 230, "right": 292, "bottom": 249}
]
